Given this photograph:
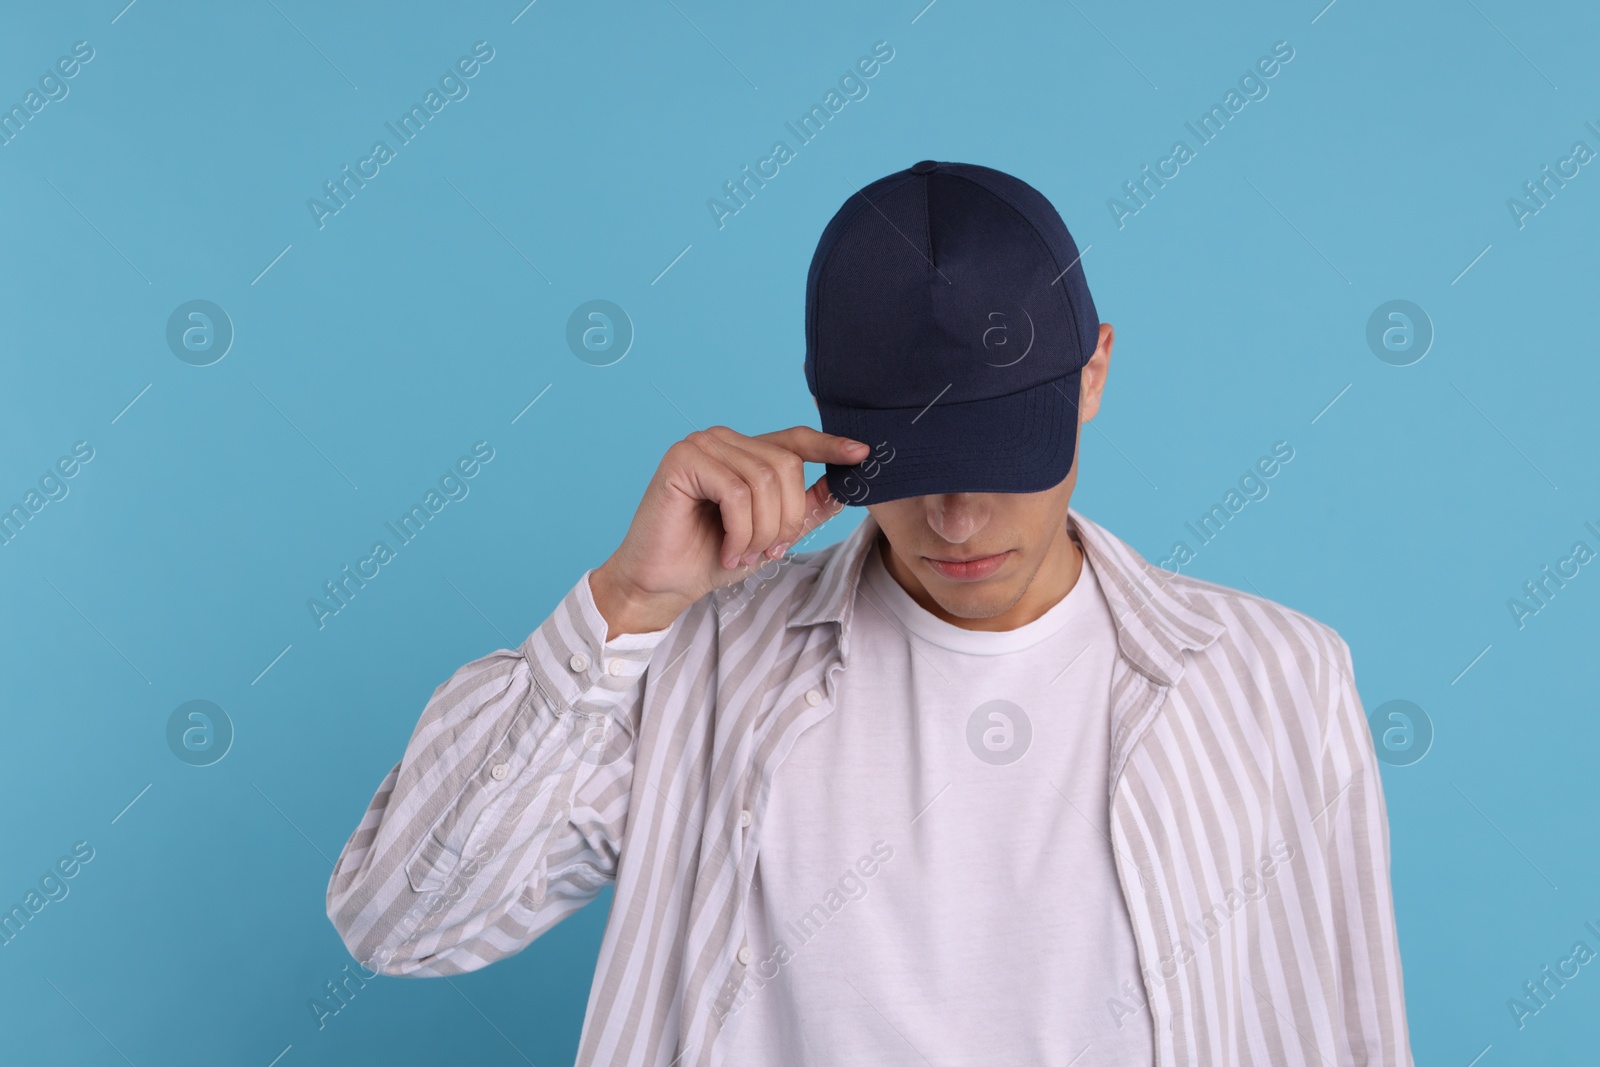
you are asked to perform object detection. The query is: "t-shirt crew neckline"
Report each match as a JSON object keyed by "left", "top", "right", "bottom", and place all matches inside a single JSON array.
[{"left": 861, "top": 532, "right": 1099, "bottom": 657}]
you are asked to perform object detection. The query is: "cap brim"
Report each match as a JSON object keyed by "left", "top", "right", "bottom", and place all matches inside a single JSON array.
[{"left": 818, "top": 369, "right": 1081, "bottom": 507}]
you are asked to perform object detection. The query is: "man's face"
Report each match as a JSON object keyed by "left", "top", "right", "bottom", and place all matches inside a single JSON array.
[
  {"left": 866, "top": 451, "right": 1081, "bottom": 623},
  {"left": 857, "top": 322, "right": 1113, "bottom": 628}
]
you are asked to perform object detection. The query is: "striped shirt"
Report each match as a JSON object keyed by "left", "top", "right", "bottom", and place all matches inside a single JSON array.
[{"left": 326, "top": 507, "right": 1413, "bottom": 1066}]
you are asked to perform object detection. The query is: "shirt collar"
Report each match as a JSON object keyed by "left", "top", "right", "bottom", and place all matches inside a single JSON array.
[{"left": 786, "top": 507, "right": 1226, "bottom": 687}]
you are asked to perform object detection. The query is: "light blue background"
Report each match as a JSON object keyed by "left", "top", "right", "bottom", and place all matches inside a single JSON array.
[{"left": 2, "top": 0, "right": 1596, "bottom": 1063}]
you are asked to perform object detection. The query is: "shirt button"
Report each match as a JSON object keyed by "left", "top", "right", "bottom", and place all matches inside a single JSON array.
[
  {"left": 737, "top": 945, "right": 753, "bottom": 966},
  {"left": 490, "top": 763, "right": 509, "bottom": 781},
  {"left": 607, "top": 658, "right": 626, "bottom": 676},
  {"left": 569, "top": 653, "right": 589, "bottom": 672},
  {"left": 738, "top": 809, "right": 752, "bottom": 828},
  {"left": 805, "top": 689, "right": 822, "bottom": 706}
]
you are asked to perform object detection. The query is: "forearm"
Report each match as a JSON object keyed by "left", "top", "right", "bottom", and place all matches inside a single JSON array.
[{"left": 325, "top": 571, "right": 668, "bottom": 975}]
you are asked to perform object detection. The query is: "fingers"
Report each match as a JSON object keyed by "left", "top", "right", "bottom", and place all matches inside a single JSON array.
[
  {"left": 677, "top": 444, "right": 757, "bottom": 572},
  {"left": 790, "top": 472, "right": 848, "bottom": 545},
  {"left": 755, "top": 425, "right": 872, "bottom": 466},
  {"left": 680, "top": 425, "right": 868, "bottom": 573},
  {"left": 705, "top": 427, "right": 809, "bottom": 560},
  {"left": 687, "top": 430, "right": 785, "bottom": 568},
  {"left": 752, "top": 426, "right": 867, "bottom": 552}
]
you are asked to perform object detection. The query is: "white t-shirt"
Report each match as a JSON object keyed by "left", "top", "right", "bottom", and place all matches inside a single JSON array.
[{"left": 720, "top": 532, "right": 1154, "bottom": 1066}]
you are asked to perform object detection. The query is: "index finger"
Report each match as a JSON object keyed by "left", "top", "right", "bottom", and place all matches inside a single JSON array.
[{"left": 754, "top": 425, "right": 871, "bottom": 466}]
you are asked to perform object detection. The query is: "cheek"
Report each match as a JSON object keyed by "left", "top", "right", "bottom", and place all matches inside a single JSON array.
[{"left": 865, "top": 503, "right": 912, "bottom": 541}]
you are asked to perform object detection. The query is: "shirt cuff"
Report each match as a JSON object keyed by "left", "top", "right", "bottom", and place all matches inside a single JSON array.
[
  {"left": 581, "top": 569, "right": 675, "bottom": 650},
  {"left": 518, "top": 569, "right": 672, "bottom": 714}
]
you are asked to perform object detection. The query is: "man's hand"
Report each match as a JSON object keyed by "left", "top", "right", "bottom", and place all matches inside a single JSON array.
[{"left": 589, "top": 426, "right": 870, "bottom": 639}]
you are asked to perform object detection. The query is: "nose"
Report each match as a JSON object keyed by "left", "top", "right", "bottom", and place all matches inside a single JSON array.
[{"left": 925, "top": 495, "right": 990, "bottom": 545}]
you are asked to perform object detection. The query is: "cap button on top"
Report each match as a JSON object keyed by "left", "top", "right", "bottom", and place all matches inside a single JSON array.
[{"left": 910, "top": 159, "right": 938, "bottom": 174}]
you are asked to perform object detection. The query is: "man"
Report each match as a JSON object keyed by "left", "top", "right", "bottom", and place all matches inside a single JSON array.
[{"left": 327, "top": 160, "right": 1412, "bottom": 1065}]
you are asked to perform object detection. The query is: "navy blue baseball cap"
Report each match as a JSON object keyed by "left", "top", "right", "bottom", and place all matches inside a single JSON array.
[{"left": 804, "top": 160, "right": 1099, "bottom": 507}]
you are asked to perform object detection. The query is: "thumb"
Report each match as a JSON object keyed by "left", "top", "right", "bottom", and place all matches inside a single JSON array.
[{"left": 788, "top": 472, "right": 850, "bottom": 546}]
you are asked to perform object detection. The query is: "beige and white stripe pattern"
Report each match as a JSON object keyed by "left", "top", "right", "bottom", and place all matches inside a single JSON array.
[{"left": 326, "top": 508, "right": 1413, "bottom": 1066}]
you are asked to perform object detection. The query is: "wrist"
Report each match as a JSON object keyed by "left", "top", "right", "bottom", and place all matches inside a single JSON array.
[{"left": 589, "top": 560, "right": 686, "bottom": 640}]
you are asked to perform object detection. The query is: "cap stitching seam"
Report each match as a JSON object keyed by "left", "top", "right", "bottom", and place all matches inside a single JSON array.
[
  {"left": 940, "top": 171, "right": 1090, "bottom": 362},
  {"left": 921, "top": 170, "right": 935, "bottom": 281}
]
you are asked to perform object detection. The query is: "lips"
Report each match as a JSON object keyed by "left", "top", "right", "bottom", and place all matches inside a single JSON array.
[{"left": 924, "top": 551, "right": 1010, "bottom": 582}]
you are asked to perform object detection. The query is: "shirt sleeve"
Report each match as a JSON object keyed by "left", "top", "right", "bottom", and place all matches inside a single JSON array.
[
  {"left": 1318, "top": 633, "right": 1415, "bottom": 1065},
  {"left": 325, "top": 568, "right": 672, "bottom": 977}
]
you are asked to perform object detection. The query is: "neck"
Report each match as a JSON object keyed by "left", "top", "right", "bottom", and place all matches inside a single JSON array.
[{"left": 876, "top": 515, "right": 1084, "bottom": 632}]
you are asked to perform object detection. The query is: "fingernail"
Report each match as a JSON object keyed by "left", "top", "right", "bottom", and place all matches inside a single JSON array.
[
  {"left": 741, "top": 551, "right": 761, "bottom": 566},
  {"left": 769, "top": 542, "right": 789, "bottom": 558}
]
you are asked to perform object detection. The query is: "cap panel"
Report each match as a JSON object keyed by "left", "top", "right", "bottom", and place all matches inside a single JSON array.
[
  {"left": 803, "top": 171, "right": 918, "bottom": 400},
  {"left": 812, "top": 172, "right": 1080, "bottom": 411},
  {"left": 938, "top": 164, "right": 1099, "bottom": 361},
  {"left": 810, "top": 177, "right": 941, "bottom": 409},
  {"left": 925, "top": 171, "right": 1081, "bottom": 397}
]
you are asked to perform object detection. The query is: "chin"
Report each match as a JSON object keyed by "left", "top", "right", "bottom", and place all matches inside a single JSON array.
[{"left": 927, "top": 580, "right": 1021, "bottom": 621}]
